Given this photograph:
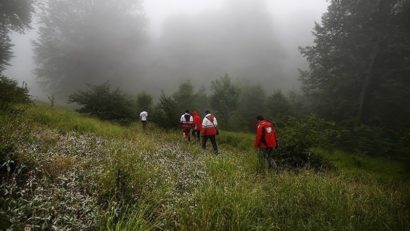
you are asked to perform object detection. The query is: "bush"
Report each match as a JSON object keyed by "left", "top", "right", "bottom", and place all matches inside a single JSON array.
[
  {"left": 150, "top": 92, "right": 180, "bottom": 130},
  {"left": 278, "top": 115, "right": 345, "bottom": 149},
  {"left": 338, "top": 126, "right": 410, "bottom": 163},
  {"left": 276, "top": 145, "right": 333, "bottom": 171},
  {"left": 68, "top": 82, "right": 137, "bottom": 124},
  {"left": 0, "top": 75, "right": 31, "bottom": 111},
  {"left": 274, "top": 115, "right": 338, "bottom": 171}
]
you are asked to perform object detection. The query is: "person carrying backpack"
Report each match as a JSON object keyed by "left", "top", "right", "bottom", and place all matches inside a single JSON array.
[
  {"left": 255, "top": 115, "right": 278, "bottom": 170},
  {"left": 191, "top": 111, "right": 202, "bottom": 143},
  {"left": 180, "top": 110, "right": 194, "bottom": 142},
  {"left": 201, "top": 110, "right": 218, "bottom": 154}
]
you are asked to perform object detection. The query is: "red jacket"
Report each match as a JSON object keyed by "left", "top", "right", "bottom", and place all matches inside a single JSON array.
[
  {"left": 255, "top": 120, "right": 278, "bottom": 148},
  {"left": 201, "top": 114, "right": 218, "bottom": 136},
  {"left": 192, "top": 111, "right": 202, "bottom": 131}
]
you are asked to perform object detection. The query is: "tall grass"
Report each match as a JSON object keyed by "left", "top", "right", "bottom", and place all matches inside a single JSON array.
[
  {"left": 1, "top": 102, "right": 408, "bottom": 230},
  {"left": 313, "top": 148, "right": 409, "bottom": 183},
  {"left": 25, "top": 103, "right": 131, "bottom": 137}
]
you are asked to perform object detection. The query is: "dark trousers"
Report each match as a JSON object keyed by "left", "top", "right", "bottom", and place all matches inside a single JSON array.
[
  {"left": 192, "top": 129, "right": 200, "bottom": 142},
  {"left": 259, "top": 148, "right": 277, "bottom": 170},
  {"left": 202, "top": 135, "right": 218, "bottom": 154}
]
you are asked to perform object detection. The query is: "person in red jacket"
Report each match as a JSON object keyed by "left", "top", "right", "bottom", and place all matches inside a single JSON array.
[
  {"left": 255, "top": 115, "right": 278, "bottom": 169},
  {"left": 201, "top": 110, "right": 218, "bottom": 154},
  {"left": 191, "top": 111, "right": 202, "bottom": 143}
]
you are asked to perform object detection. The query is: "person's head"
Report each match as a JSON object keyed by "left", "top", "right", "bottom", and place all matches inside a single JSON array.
[
  {"left": 256, "top": 115, "right": 264, "bottom": 121},
  {"left": 185, "top": 110, "right": 189, "bottom": 113},
  {"left": 205, "top": 110, "right": 210, "bottom": 115}
]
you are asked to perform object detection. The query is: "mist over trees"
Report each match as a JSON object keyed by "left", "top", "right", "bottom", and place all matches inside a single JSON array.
[
  {"left": 0, "top": 0, "right": 33, "bottom": 73},
  {"left": 147, "top": 0, "right": 288, "bottom": 92},
  {"left": 34, "top": 0, "right": 147, "bottom": 97},
  {"left": 300, "top": 0, "right": 410, "bottom": 129},
  {"left": 32, "top": 0, "right": 297, "bottom": 98},
  {"left": 6, "top": 0, "right": 410, "bottom": 136}
]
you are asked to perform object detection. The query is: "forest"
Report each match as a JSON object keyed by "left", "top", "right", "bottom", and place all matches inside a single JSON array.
[{"left": 1, "top": 0, "right": 409, "bottom": 230}]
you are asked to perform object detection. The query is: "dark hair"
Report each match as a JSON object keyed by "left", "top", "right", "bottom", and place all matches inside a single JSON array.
[
  {"left": 205, "top": 110, "right": 210, "bottom": 114},
  {"left": 185, "top": 110, "right": 189, "bottom": 113},
  {"left": 256, "top": 115, "right": 264, "bottom": 121}
]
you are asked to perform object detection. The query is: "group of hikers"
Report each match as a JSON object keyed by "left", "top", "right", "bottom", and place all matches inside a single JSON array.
[
  {"left": 180, "top": 110, "right": 219, "bottom": 154},
  {"left": 138, "top": 110, "right": 279, "bottom": 169}
]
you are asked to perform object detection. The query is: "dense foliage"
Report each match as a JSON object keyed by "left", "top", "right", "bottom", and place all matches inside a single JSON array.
[
  {"left": 68, "top": 82, "right": 137, "bottom": 124},
  {"left": 0, "top": 76, "right": 31, "bottom": 110},
  {"left": 209, "top": 74, "right": 240, "bottom": 127},
  {"left": 151, "top": 92, "right": 180, "bottom": 129},
  {"left": 300, "top": 0, "right": 410, "bottom": 129},
  {"left": 135, "top": 92, "right": 153, "bottom": 113}
]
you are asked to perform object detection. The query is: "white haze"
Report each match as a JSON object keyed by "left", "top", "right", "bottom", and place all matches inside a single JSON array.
[{"left": 4, "top": 0, "right": 328, "bottom": 100}]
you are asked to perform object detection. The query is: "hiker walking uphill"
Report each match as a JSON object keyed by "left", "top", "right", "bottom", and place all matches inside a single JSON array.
[
  {"left": 180, "top": 110, "right": 194, "bottom": 142},
  {"left": 201, "top": 110, "right": 218, "bottom": 154},
  {"left": 255, "top": 115, "right": 278, "bottom": 170},
  {"left": 139, "top": 110, "right": 148, "bottom": 129},
  {"left": 191, "top": 111, "right": 202, "bottom": 143}
]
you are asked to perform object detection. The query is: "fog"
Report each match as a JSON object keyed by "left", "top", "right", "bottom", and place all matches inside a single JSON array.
[{"left": 4, "top": 0, "right": 328, "bottom": 100}]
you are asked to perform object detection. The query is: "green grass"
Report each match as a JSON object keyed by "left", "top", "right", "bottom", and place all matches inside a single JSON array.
[
  {"left": 1, "top": 102, "right": 409, "bottom": 230},
  {"left": 313, "top": 148, "right": 408, "bottom": 182},
  {"left": 25, "top": 102, "right": 134, "bottom": 137}
]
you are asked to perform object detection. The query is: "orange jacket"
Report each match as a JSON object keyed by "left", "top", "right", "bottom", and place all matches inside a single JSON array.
[{"left": 255, "top": 120, "right": 278, "bottom": 148}]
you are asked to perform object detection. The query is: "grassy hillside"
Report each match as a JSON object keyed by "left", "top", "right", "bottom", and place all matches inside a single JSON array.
[{"left": 1, "top": 103, "right": 409, "bottom": 230}]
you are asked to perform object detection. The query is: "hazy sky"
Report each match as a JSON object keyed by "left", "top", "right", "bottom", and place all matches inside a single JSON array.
[
  {"left": 144, "top": 0, "right": 327, "bottom": 37},
  {"left": 5, "top": 0, "right": 328, "bottom": 99}
]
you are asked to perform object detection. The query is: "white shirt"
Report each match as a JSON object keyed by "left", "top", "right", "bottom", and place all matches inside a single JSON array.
[
  {"left": 202, "top": 114, "right": 218, "bottom": 128},
  {"left": 140, "top": 111, "right": 148, "bottom": 121},
  {"left": 180, "top": 113, "right": 193, "bottom": 123}
]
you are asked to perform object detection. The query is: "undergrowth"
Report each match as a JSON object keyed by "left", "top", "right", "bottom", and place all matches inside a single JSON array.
[{"left": 0, "top": 103, "right": 408, "bottom": 230}]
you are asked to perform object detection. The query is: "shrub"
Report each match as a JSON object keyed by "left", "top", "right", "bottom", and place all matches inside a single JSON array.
[
  {"left": 150, "top": 92, "right": 180, "bottom": 129},
  {"left": 280, "top": 115, "right": 343, "bottom": 150},
  {"left": 276, "top": 145, "right": 333, "bottom": 171},
  {"left": 68, "top": 82, "right": 137, "bottom": 124},
  {"left": 0, "top": 75, "right": 31, "bottom": 111}
]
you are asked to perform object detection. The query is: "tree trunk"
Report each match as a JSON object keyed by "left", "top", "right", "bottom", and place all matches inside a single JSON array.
[
  {"left": 355, "top": 39, "right": 382, "bottom": 128},
  {"left": 355, "top": 0, "right": 388, "bottom": 128}
]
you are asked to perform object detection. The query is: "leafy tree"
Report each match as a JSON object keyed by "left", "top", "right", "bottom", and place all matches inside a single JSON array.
[
  {"left": 68, "top": 82, "right": 137, "bottom": 123},
  {"left": 266, "top": 90, "right": 291, "bottom": 121},
  {"left": 0, "top": 76, "right": 31, "bottom": 110},
  {"left": 173, "top": 81, "right": 196, "bottom": 113},
  {"left": 300, "top": 0, "right": 410, "bottom": 129},
  {"left": 136, "top": 92, "right": 153, "bottom": 113},
  {"left": 286, "top": 91, "right": 307, "bottom": 118},
  {"left": 209, "top": 74, "right": 240, "bottom": 127},
  {"left": 230, "top": 84, "right": 266, "bottom": 131},
  {"left": 151, "top": 92, "right": 180, "bottom": 129},
  {"left": 172, "top": 81, "right": 209, "bottom": 114},
  {"left": 34, "top": 0, "right": 147, "bottom": 97},
  {"left": 192, "top": 86, "right": 209, "bottom": 113},
  {"left": 0, "top": 0, "right": 33, "bottom": 72}
]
